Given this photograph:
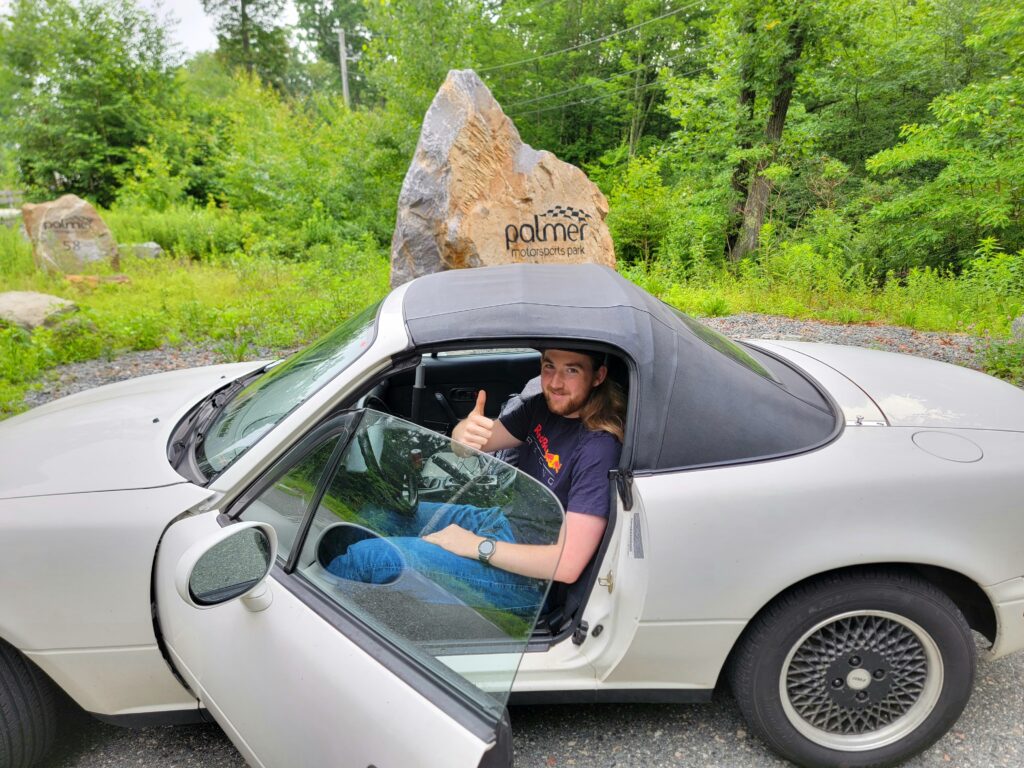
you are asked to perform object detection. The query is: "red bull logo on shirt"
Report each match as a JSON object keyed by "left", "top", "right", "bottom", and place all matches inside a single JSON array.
[{"left": 533, "top": 423, "right": 562, "bottom": 475}]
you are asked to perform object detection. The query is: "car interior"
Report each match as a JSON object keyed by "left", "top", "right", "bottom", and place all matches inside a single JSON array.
[
  {"left": 349, "top": 345, "right": 631, "bottom": 644},
  {"left": 236, "top": 344, "right": 630, "bottom": 654}
]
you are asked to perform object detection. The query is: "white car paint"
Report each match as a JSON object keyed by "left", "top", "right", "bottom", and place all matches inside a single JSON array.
[
  {"left": 2, "top": 270, "right": 1023, "bottom": 768},
  {"left": 155, "top": 512, "right": 499, "bottom": 768},
  {"left": 756, "top": 340, "right": 1024, "bottom": 429},
  {"left": 0, "top": 362, "right": 262, "bottom": 497}
]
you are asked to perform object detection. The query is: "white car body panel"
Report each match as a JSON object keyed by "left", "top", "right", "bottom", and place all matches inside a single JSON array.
[
  {"left": 0, "top": 362, "right": 262, "bottom": 497},
  {"left": 757, "top": 340, "right": 1024, "bottom": 429},
  {"left": 0, "top": 485, "right": 210, "bottom": 714},
  {"left": 986, "top": 577, "right": 1024, "bottom": 659},
  {"left": 629, "top": 424, "right": 1024, "bottom": 671},
  {"left": 155, "top": 512, "right": 495, "bottom": 768},
  {"left": 23, "top": 646, "right": 196, "bottom": 717}
]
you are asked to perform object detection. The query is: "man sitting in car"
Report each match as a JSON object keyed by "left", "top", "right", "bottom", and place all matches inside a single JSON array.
[{"left": 327, "top": 348, "right": 624, "bottom": 611}]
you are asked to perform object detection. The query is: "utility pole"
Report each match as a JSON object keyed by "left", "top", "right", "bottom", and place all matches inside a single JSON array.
[{"left": 338, "top": 28, "right": 350, "bottom": 108}]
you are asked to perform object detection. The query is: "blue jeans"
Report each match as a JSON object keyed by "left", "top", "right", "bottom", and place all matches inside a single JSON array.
[{"left": 326, "top": 502, "right": 547, "bottom": 617}]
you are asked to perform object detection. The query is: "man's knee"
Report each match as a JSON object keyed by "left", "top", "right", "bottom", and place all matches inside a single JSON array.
[{"left": 328, "top": 538, "right": 404, "bottom": 583}]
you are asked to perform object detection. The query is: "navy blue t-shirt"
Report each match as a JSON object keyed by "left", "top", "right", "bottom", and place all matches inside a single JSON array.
[{"left": 499, "top": 394, "right": 622, "bottom": 518}]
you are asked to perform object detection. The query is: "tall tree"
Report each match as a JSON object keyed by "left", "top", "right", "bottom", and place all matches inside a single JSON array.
[
  {"left": 201, "top": 0, "right": 291, "bottom": 89},
  {"left": 728, "top": 0, "right": 809, "bottom": 261},
  {"left": 293, "top": 0, "right": 369, "bottom": 102},
  {"left": 0, "top": 0, "right": 177, "bottom": 205}
]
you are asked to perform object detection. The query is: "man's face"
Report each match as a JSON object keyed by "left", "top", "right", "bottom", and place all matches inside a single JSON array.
[{"left": 540, "top": 349, "right": 608, "bottom": 418}]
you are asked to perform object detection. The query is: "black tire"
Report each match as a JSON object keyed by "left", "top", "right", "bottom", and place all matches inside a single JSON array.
[
  {"left": 729, "top": 569, "right": 976, "bottom": 768},
  {"left": 0, "top": 639, "right": 59, "bottom": 768}
]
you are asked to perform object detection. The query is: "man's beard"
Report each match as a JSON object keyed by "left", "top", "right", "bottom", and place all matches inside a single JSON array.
[{"left": 543, "top": 387, "right": 590, "bottom": 417}]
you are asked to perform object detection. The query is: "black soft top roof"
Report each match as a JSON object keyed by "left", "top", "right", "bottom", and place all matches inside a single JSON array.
[{"left": 402, "top": 264, "right": 837, "bottom": 472}]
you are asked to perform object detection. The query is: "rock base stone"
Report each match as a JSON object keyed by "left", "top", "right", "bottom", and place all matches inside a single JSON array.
[
  {"left": 0, "top": 291, "right": 77, "bottom": 330},
  {"left": 390, "top": 69, "right": 615, "bottom": 287},
  {"left": 21, "top": 194, "right": 119, "bottom": 273}
]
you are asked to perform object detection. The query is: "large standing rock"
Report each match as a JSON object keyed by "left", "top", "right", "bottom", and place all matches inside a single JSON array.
[
  {"left": 21, "top": 194, "right": 119, "bottom": 273},
  {"left": 390, "top": 69, "right": 615, "bottom": 287},
  {"left": 0, "top": 291, "right": 77, "bottom": 330}
]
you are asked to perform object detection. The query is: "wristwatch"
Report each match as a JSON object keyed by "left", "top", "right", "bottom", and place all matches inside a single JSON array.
[{"left": 477, "top": 537, "right": 498, "bottom": 564}]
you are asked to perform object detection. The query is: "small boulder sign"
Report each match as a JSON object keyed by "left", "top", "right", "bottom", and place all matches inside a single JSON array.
[
  {"left": 390, "top": 69, "right": 615, "bottom": 286},
  {"left": 21, "top": 194, "right": 119, "bottom": 273}
]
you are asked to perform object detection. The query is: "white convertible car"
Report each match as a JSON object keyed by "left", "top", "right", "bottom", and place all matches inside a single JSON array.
[{"left": 1, "top": 264, "right": 1023, "bottom": 768}]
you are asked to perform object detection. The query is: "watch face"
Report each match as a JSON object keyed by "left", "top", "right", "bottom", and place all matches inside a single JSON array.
[{"left": 478, "top": 538, "right": 496, "bottom": 561}]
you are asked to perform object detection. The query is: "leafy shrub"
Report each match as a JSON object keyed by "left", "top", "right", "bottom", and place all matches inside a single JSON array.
[
  {"left": 982, "top": 339, "right": 1024, "bottom": 386},
  {"left": 35, "top": 315, "right": 105, "bottom": 363},
  {"left": 0, "top": 227, "right": 35, "bottom": 279}
]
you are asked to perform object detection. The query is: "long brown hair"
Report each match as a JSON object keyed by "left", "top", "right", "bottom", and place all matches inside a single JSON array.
[{"left": 580, "top": 354, "right": 627, "bottom": 442}]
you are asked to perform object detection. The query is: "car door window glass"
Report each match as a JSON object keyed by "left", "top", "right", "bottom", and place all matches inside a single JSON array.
[
  {"left": 238, "top": 436, "right": 343, "bottom": 561},
  {"left": 294, "top": 410, "right": 564, "bottom": 716}
]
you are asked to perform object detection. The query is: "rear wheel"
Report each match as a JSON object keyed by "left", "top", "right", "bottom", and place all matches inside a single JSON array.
[
  {"left": 0, "top": 639, "right": 59, "bottom": 768},
  {"left": 730, "top": 570, "right": 976, "bottom": 768}
]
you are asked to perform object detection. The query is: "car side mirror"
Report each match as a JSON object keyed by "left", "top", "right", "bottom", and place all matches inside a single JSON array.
[{"left": 175, "top": 521, "right": 278, "bottom": 612}]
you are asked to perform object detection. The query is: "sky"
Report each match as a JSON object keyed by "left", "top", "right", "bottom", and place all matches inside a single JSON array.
[
  {"left": 0, "top": 0, "right": 297, "bottom": 58},
  {"left": 147, "top": 0, "right": 300, "bottom": 57},
  {"left": 144, "top": 0, "right": 217, "bottom": 55}
]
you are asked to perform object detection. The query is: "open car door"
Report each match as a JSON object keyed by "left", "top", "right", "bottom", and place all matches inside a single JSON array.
[{"left": 154, "top": 409, "right": 563, "bottom": 768}]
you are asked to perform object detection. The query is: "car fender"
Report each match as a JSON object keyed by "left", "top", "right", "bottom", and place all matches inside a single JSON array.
[
  {"left": 0, "top": 484, "right": 212, "bottom": 716},
  {"left": 617, "top": 426, "right": 1023, "bottom": 687}
]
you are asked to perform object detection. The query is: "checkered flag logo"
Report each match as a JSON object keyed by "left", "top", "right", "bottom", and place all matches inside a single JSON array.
[{"left": 540, "top": 205, "right": 593, "bottom": 222}]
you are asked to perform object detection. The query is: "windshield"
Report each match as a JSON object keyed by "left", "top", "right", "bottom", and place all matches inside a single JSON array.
[{"left": 196, "top": 301, "right": 382, "bottom": 478}]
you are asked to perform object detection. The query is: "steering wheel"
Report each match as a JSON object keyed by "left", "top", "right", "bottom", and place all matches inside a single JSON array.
[
  {"left": 431, "top": 454, "right": 475, "bottom": 484},
  {"left": 432, "top": 453, "right": 518, "bottom": 494}
]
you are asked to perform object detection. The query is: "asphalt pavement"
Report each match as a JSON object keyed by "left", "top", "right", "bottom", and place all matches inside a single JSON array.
[{"left": 41, "top": 640, "right": 1023, "bottom": 768}]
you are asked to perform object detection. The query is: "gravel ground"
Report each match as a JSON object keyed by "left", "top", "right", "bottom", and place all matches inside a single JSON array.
[
  {"left": 25, "top": 314, "right": 1021, "bottom": 768},
  {"left": 22, "top": 313, "right": 987, "bottom": 406}
]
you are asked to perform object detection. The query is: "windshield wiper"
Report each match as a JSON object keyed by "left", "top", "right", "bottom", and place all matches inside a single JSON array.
[{"left": 168, "top": 374, "right": 253, "bottom": 476}]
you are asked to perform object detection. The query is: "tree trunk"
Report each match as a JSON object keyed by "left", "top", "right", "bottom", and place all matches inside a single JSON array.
[
  {"left": 730, "top": 24, "right": 805, "bottom": 262},
  {"left": 241, "top": 0, "right": 252, "bottom": 74},
  {"left": 628, "top": 53, "right": 646, "bottom": 157},
  {"left": 725, "top": 11, "right": 758, "bottom": 260}
]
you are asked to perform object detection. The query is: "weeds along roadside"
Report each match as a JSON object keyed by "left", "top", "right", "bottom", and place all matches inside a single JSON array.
[
  {"left": 1, "top": 211, "right": 1022, "bottom": 418},
  {"left": 0, "top": 215, "right": 390, "bottom": 416}
]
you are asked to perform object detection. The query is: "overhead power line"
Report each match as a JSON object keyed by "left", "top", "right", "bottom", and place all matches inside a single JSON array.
[
  {"left": 477, "top": 0, "right": 706, "bottom": 74},
  {"left": 502, "top": 43, "right": 713, "bottom": 108},
  {"left": 507, "top": 65, "right": 707, "bottom": 118}
]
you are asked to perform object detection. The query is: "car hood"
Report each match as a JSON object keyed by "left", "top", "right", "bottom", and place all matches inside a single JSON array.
[
  {"left": 752, "top": 340, "right": 1024, "bottom": 430},
  {"left": 0, "top": 362, "right": 265, "bottom": 498}
]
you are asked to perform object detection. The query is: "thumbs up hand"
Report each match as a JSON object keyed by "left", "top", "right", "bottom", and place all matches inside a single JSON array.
[{"left": 454, "top": 389, "right": 494, "bottom": 451}]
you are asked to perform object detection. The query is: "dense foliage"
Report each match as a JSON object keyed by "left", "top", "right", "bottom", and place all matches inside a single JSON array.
[
  {"left": 2, "top": 0, "right": 1020, "bottom": 274},
  {"left": 0, "top": 0, "right": 1021, "bottom": 413}
]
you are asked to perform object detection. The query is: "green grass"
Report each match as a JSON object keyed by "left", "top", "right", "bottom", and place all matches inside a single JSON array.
[
  {"left": 0, "top": 233, "right": 389, "bottom": 416},
  {"left": 622, "top": 258, "right": 1023, "bottom": 338},
  {"left": 3, "top": 214, "right": 1022, "bottom": 418}
]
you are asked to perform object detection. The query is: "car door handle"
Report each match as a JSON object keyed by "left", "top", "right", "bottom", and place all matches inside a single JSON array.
[{"left": 449, "top": 388, "right": 477, "bottom": 403}]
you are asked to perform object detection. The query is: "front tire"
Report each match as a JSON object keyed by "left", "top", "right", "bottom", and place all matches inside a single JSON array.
[
  {"left": 0, "top": 639, "right": 59, "bottom": 768},
  {"left": 730, "top": 570, "right": 976, "bottom": 768}
]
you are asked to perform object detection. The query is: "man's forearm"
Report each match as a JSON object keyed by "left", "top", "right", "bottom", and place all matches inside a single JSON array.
[{"left": 489, "top": 540, "right": 562, "bottom": 580}]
